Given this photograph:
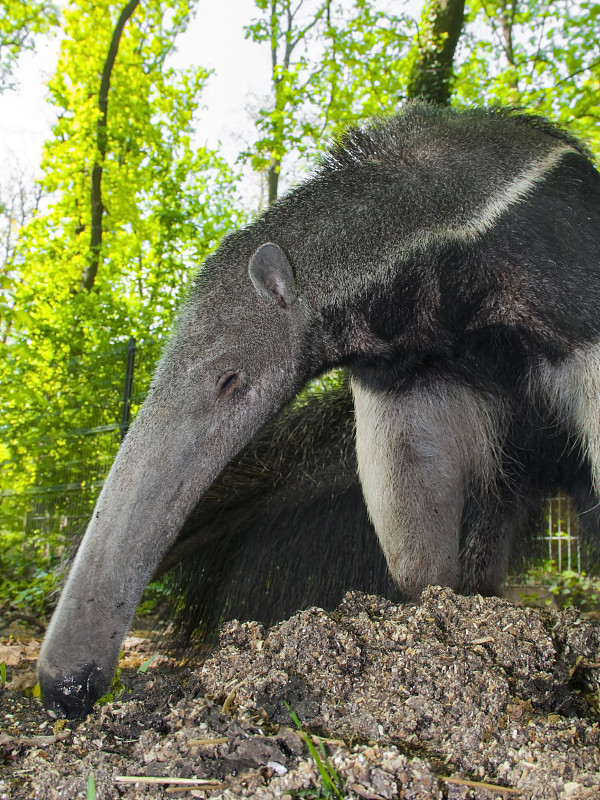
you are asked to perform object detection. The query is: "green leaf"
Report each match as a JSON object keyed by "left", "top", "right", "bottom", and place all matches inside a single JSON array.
[{"left": 137, "top": 655, "right": 156, "bottom": 674}]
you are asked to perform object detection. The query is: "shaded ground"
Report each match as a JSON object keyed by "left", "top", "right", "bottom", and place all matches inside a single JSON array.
[{"left": 1, "top": 587, "right": 599, "bottom": 799}]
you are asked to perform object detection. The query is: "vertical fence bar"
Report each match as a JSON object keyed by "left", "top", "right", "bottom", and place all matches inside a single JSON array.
[
  {"left": 557, "top": 494, "right": 562, "bottom": 572},
  {"left": 566, "top": 497, "right": 572, "bottom": 571},
  {"left": 548, "top": 498, "right": 553, "bottom": 563},
  {"left": 120, "top": 337, "right": 137, "bottom": 442}
]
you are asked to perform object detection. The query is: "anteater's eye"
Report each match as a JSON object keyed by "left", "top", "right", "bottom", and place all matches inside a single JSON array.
[{"left": 216, "top": 370, "right": 243, "bottom": 399}]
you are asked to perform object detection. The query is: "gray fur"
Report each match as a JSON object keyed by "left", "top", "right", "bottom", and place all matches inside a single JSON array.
[
  {"left": 38, "top": 102, "right": 600, "bottom": 717},
  {"left": 352, "top": 378, "right": 505, "bottom": 597}
]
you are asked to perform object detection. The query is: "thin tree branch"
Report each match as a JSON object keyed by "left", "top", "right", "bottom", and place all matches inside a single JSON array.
[
  {"left": 553, "top": 57, "right": 600, "bottom": 88},
  {"left": 80, "top": 0, "right": 140, "bottom": 292}
]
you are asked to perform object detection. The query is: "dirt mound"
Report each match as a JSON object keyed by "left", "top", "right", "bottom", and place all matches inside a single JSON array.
[{"left": 1, "top": 587, "right": 599, "bottom": 799}]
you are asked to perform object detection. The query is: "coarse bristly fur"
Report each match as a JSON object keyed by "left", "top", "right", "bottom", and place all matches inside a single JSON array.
[{"left": 39, "top": 102, "right": 600, "bottom": 716}]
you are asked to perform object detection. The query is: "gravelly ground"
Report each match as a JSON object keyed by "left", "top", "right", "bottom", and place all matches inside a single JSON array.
[{"left": 1, "top": 586, "right": 599, "bottom": 799}]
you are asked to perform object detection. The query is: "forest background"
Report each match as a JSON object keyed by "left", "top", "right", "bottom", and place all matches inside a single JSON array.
[{"left": 1, "top": 0, "right": 599, "bottom": 616}]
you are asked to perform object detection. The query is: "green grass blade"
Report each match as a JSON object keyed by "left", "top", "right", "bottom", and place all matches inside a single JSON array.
[{"left": 285, "top": 703, "right": 343, "bottom": 798}]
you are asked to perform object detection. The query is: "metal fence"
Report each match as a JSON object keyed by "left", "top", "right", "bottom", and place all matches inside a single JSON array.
[
  {"left": 545, "top": 494, "right": 593, "bottom": 574},
  {"left": 3, "top": 338, "right": 163, "bottom": 543},
  {"left": 23, "top": 339, "right": 131, "bottom": 540}
]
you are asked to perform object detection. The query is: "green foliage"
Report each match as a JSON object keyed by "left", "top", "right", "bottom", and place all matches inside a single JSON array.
[
  {"left": 137, "top": 576, "right": 172, "bottom": 615},
  {"left": 520, "top": 561, "right": 600, "bottom": 611},
  {"left": 244, "top": 0, "right": 415, "bottom": 198},
  {"left": 0, "top": 0, "right": 244, "bottom": 572},
  {"left": 548, "top": 571, "right": 600, "bottom": 611},
  {"left": 0, "top": 662, "right": 6, "bottom": 684},
  {"left": 246, "top": 0, "right": 600, "bottom": 198},
  {"left": 87, "top": 773, "right": 96, "bottom": 800},
  {"left": 0, "top": 0, "right": 59, "bottom": 91},
  {"left": 96, "top": 650, "right": 126, "bottom": 706},
  {"left": 0, "top": 529, "right": 63, "bottom": 614},
  {"left": 296, "top": 370, "right": 345, "bottom": 407},
  {"left": 308, "top": 2, "right": 415, "bottom": 131},
  {"left": 455, "top": 0, "right": 600, "bottom": 149}
]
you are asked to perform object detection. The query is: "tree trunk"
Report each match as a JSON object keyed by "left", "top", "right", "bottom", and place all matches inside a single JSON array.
[
  {"left": 407, "top": 0, "right": 466, "bottom": 105},
  {"left": 80, "top": 0, "right": 140, "bottom": 292},
  {"left": 267, "top": 158, "right": 280, "bottom": 205}
]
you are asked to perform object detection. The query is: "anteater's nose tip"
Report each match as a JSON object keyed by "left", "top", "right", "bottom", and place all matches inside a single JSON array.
[{"left": 38, "top": 664, "right": 107, "bottom": 719}]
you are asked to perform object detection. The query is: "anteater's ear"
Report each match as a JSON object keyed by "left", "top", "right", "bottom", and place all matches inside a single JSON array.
[{"left": 248, "top": 242, "right": 297, "bottom": 309}]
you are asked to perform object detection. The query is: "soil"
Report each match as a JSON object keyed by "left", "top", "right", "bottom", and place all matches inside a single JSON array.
[{"left": 1, "top": 586, "right": 599, "bottom": 799}]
